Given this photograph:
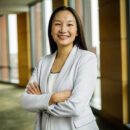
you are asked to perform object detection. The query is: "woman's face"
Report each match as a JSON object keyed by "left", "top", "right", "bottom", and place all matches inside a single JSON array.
[{"left": 51, "top": 10, "right": 78, "bottom": 47}]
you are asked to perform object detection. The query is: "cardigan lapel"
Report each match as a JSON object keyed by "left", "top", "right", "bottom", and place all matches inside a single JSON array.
[
  {"left": 53, "top": 44, "right": 78, "bottom": 92},
  {"left": 42, "top": 51, "right": 57, "bottom": 93},
  {"left": 43, "top": 44, "right": 78, "bottom": 93}
]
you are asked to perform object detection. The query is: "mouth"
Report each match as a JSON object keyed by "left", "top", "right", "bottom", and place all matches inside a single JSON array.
[{"left": 58, "top": 35, "right": 70, "bottom": 40}]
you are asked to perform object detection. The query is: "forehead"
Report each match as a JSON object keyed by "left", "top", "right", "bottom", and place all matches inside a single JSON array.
[{"left": 53, "top": 10, "right": 76, "bottom": 22}]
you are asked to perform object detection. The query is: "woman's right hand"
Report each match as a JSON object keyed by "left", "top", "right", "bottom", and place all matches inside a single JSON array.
[{"left": 49, "top": 90, "right": 72, "bottom": 105}]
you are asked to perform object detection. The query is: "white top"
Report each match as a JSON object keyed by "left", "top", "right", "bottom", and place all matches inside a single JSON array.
[
  {"left": 46, "top": 72, "right": 59, "bottom": 130},
  {"left": 47, "top": 72, "right": 59, "bottom": 94}
]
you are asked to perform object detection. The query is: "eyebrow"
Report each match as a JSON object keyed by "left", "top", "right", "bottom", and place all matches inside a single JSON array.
[{"left": 53, "top": 20, "right": 75, "bottom": 22}]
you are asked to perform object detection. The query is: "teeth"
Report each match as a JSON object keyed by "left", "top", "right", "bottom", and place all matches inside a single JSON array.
[{"left": 58, "top": 35, "right": 69, "bottom": 38}]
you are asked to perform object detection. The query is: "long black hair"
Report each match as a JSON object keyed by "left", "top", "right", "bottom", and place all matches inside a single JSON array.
[{"left": 48, "top": 6, "right": 88, "bottom": 54}]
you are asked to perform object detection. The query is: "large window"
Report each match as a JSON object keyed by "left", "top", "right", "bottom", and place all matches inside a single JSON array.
[
  {"left": 30, "top": 0, "right": 52, "bottom": 70},
  {"left": 8, "top": 14, "right": 18, "bottom": 83},
  {"left": 30, "top": 3, "right": 42, "bottom": 69},
  {"left": 0, "top": 15, "right": 18, "bottom": 83},
  {"left": 88, "top": 0, "right": 101, "bottom": 110},
  {"left": 0, "top": 16, "right": 9, "bottom": 82}
]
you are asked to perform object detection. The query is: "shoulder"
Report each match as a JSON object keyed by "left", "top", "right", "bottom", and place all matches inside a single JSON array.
[
  {"left": 35, "top": 55, "right": 46, "bottom": 67},
  {"left": 37, "top": 56, "right": 46, "bottom": 63},
  {"left": 36, "top": 51, "right": 56, "bottom": 63},
  {"left": 37, "top": 52, "right": 54, "bottom": 62},
  {"left": 43, "top": 52, "right": 56, "bottom": 59},
  {"left": 76, "top": 49, "right": 97, "bottom": 74},
  {"left": 77, "top": 48, "right": 97, "bottom": 61}
]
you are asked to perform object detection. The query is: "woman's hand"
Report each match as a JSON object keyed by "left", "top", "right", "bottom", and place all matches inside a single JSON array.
[
  {"left": 27, "top": 82, "right": 42, "bottom": 95},
  {"left": 49, "top": 90, "right": 72, "bottom": 105}
]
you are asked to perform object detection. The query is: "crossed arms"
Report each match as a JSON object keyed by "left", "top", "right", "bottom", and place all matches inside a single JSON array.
[
  {"left": 27, "top": 82, "right": 71, "bottom": 105},
  {"left": 21, "top": 53, "right": 97, "bottom": 117}
]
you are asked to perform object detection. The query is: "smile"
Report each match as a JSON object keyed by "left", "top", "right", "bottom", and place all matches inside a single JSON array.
[{"left": 58, "top": 35, "right": 70, "bottom": 40}]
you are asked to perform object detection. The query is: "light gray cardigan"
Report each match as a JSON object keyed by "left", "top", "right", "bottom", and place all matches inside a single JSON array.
[{"left": 21, "top": 44, "right": 98, "bottom": 130}]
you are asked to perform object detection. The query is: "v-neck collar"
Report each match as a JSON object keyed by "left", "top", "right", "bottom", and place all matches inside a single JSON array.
[{"left": 43, "top": 44, "right": 78, "bottom": 92}]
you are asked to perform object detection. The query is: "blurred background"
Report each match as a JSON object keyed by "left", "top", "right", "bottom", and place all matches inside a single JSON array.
[{"left": 0, "top": 0, "right": 130, "bottom": 129}]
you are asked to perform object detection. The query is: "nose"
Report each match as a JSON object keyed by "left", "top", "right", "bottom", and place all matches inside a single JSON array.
[{"left": 60, "top": 24, "right": 67, "bottom": 33}]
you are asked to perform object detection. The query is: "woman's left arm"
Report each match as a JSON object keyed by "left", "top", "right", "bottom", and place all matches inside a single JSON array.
[{"left": 46, "top": 53, "right": 97, "bottom": 117}]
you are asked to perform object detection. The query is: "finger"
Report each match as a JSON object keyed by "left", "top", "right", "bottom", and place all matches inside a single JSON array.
[
  {"left": 28, "top": 85, "right": 35, "bottom": 94},
  {"left": 33, "top": 82, "right": 40, "bottom": 91},
  {"left": 28, "top": 88, "right": 35, "bottom": 94},
  {"left": 27, "top": 85, "right": 35, "bottom": 94},
  {"left": 29, "top": 83, "right": 38, "bottom": 93},
  {"left": 33, "top": 82, "right": 41, "bottom": 94},
  {"left": 29, "top": 83, "right": 37, "bottom": 93},
  {"left": 27, "top": 90, "right": 32, "bottom": 94}
]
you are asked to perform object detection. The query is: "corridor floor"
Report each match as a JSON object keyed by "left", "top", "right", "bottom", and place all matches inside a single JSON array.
[
  {"left": 0, "top": 83, "right": 35, "bottom": 130},
  {"left": 0, "top": 83, "right": 118, "bottom": 130}
]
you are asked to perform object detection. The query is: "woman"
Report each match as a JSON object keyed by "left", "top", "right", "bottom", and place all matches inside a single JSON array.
[{"left": 21, "top": 6, "right": 99, "bottom": 130}]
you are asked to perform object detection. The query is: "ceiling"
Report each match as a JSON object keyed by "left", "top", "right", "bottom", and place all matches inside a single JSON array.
[{"left": 0, "top": 0, "right": 41, "bottom": 15}]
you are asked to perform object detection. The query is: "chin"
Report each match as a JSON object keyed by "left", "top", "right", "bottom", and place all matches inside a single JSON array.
[{"left": 58, "top": 43, "right": 73, "bottom": 47}]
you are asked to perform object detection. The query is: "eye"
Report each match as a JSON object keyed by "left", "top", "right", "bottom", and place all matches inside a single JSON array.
[{"left": 68, "top": 24, "right": 73, "bottom": 26}]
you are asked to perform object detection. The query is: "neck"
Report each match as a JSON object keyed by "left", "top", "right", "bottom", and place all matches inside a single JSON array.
[{"left": 56, "top": 44, "right": 73, "bottom": 59}]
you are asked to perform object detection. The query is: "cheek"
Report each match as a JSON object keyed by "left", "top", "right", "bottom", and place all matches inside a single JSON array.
[
  {"left": 51, "top": 29, "right": 57, "bottom": 36},
  {"left": 51, "top": 27, "right": 59, "bottom": 35},
  {"left": 70, "top": 28, "right": 78, "bottom": 36},
  {"left": 70, "top": 26, "right": 77, "bottom": 32}
]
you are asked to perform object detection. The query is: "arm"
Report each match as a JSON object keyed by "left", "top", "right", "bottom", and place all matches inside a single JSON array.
[
  {"left": 20, "top": 57, "right": 52, "bottom": 113},
  {"left": 46, "top": 53, "right": 97, "bottom": 117},
  {"left": 49, "top": 90, "right": 72, "bottom": 105}
]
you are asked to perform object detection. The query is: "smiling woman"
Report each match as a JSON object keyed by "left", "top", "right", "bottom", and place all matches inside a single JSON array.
[
  {"left": 51, "top": 10, "right": 78, "bottom": 48},
  {"left": 21, "top": 6, "right": 99, "bottom": 130}
]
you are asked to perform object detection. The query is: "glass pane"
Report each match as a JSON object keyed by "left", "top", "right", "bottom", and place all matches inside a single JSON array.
[
  {"left": 30, "top": 2, "right": 42, "bottom": 71},
  {"left": 8, "top": 14, "right": 19, "bottom": 83},
  {"left": 30, "top": 1, "right": 52, "bottom": 71},
  {"left": 0, "top": 16, "right": 9, "bottom": 82},
  {"left": 34, "top": 3, "right": 42, "bottom": 63},
  {"left": 88, "top": 0, "right": 101, "bottom": 110}
]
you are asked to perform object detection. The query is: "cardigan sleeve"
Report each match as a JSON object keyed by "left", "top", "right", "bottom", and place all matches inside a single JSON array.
[
  {"left": 46, "top": 52, "right": 97, "bottom": 117},
  {"left": 20, "top": 57, "right": 52, "bottom": 113}
]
